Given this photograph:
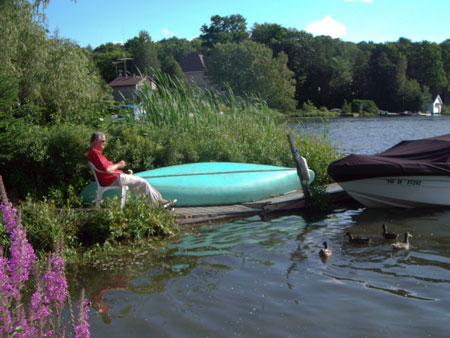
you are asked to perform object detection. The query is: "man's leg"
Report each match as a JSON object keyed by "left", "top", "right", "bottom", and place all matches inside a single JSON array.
[{"left": 119, "top": 174, "right": 163, "bottom": 206}]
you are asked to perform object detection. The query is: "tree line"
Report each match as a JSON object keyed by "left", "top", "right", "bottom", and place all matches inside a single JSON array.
[
  {"left": 1, "top": 2, "right": 449, "bottom": 121},
  {"left": 91, "top": 14, "right": 449, "bottom": 113}
]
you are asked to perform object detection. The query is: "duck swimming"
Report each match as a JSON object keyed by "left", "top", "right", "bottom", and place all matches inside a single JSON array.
[
  {"left": 319, "top": 241, "right": 332, "bottom": 258},
  {"left": 392, "top": 232, "right": 413, "bottom": 250},
  {"left": 382, "top": 224, "right": 398, "bottom": 240},
  {"left": 345, "top": 232, "right": 371, "bottom": 244}
]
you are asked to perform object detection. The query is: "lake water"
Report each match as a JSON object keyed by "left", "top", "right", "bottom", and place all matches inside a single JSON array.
[
  {"left": 293, "top": 114, "right": 450, "bottom": 155},
  {"left": 82, "top": 116, "right": 450, "bottom": 337}
]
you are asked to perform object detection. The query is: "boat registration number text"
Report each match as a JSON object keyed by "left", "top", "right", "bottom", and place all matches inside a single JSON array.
[{"left": 386, "top": 178, "right": 421, "bottom": 186}]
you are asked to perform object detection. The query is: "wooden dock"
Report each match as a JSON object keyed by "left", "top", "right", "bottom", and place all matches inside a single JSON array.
[{"left": 173, "top": 183, "right": 349, "bottom": 225}]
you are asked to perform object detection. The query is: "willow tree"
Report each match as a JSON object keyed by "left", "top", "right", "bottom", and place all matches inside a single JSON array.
[
  {"left": 41, "top": 37, "right": 111, "bottom": 123},
  {"left": 0, "top": 0, "right": 111, "bottom": 124}
]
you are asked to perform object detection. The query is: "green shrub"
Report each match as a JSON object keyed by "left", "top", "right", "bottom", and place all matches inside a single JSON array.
[
  {"left": 295, "top": 100, "right": 339, "bottom": 118},
  {"left": 20, "top": 198, "right": 81, "bottom": 257},
  {"left": 9, "top": 196, "right": 178, "bottom": 260},
  {"left": 1, "top": 68, "right": 341, "bottom": 204},
  {"left": 342, "top": 100, "right": 352, "bottom": 114},
  {"left": 351, "top": 99, "right": 379, "bottom": 116},
  {"left": 74, "top": 196, "right": 178, "bottom": 247},
  {"left": 441, "top": 104, "right": 450, "bottom": 115},
  {"left": 103, "top": 124, "right": 158, "bottom": 172},
  {"left": 1, "top": 123, "right": 93, "bottom": 201}
]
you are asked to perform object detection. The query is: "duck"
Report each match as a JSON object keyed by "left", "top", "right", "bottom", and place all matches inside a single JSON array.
[
  {"left": 319, "top": 241, "right": 332, "bottom": 258},
  {"left": 382, "top": 223, "right": 398, "bottom": 240},
  {"left": 392, "top": 232, "right": 413, "bottom": 250},
  {"left": 345, "top": 232, "right": 371, "bottom": 244}
]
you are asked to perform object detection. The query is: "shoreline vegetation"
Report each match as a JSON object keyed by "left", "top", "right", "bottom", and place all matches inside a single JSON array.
[
  {"left": 1, "top": 74, "right": 342, "bottom": 269},
  {"left": 3, "top": 1, "right": 447, "bottom": 275},
  {"left": 1, "top": 2, "right": 449, "bottom": 333}
]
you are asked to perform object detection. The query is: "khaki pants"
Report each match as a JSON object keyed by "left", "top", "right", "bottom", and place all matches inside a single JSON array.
[{"left": 116, "top": 174, "right": 163, "bottom": 206}]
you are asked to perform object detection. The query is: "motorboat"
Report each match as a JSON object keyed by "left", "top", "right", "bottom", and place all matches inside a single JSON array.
[{"left": 327, "top": 134, "right": 450, "bottom": 208}]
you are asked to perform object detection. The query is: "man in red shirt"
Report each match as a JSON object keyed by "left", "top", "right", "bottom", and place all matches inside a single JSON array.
[{"left": 87, "top": 132, "right": 175, "bottom": 207}]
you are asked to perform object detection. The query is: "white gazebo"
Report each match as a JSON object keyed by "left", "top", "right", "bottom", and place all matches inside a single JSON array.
[{"left": 426, "top": 95, "right": 443, "bottom": 115}]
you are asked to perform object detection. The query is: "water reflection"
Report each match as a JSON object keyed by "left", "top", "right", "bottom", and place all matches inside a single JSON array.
[{"left": 82, "top": 206, "right": 450, "bottom": 337}]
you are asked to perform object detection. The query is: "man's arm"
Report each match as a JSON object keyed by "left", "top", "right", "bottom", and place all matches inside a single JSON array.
[{"left": 107, "top": 160, "right": 126, "bottom": 172}]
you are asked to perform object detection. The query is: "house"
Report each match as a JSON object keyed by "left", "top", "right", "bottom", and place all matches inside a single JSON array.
[
  {"left": 108, "top": 75, "right": 156, "bottom": 102},
  {"left": 179, "top": 52, "right": 212, "bottom": 90},
  {"left": 426, "top": 95, "right": 443, "bottom": 114}
]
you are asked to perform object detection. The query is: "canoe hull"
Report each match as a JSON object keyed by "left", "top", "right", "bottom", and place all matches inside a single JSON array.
[{"left": 81, "top": 162, "right": 314, "bottom": 207}]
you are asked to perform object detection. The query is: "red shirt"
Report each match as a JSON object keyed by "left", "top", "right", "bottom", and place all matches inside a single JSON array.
[{"left": 87, "top": 148, "right": 123, "bottom": 186}]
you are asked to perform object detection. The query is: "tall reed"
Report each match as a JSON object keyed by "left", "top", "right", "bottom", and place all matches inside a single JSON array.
[
  {"left": 135, "top": 72, "right": 275, "bottom": 129},
  {"left": 110, "top": 71, "right": 341, "bottom": 184}
]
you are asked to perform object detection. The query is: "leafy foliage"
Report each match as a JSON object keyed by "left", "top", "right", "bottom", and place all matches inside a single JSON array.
[
  {"left": 41, "top": 37, "right": 112, "bottom": 123},
  {"left": 200, "top": 14, "right": 249, "bottom": 49},
  {"left": 0, "top": 64, "right": 19, "bottom": 112},
  {"left": 0, "top": 0, "right": 112, "bottom": 125},
  {"left": 351, "top": 99, "right": 379, "bottom": 116},
  {"left": 207, "top": 41, "right": 297, "bottom": 111},
  {"left": 125, "top": 31, "right": 160, "bottom": 76},
  {"left": 0, "top": 123, "right": 93, "bottom": 200},
  {"left": 156, "top": 37, "right": 195, "bottom": 62},
  {"left": 93, "top": 42, "right": 130, "bottom": 83}
]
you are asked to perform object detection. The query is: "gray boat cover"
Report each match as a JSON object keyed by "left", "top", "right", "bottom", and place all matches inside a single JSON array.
[{"left": 328, "top": 134, "right": 450, "bottom": 182}]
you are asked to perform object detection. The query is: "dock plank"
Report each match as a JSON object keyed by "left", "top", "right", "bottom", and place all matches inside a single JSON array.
[{"left": 174, "top": 183, "right": 347, "bottom": 225}]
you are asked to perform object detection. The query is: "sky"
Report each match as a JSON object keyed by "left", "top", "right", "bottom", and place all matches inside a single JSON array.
[{"left": 45, "top": 0, "right": 450, "bottom": 48}]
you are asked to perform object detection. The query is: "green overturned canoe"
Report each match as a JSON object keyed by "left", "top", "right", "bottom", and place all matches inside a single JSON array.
[{"left": 81, "top": 162, "right": 315, "bottom": 207}]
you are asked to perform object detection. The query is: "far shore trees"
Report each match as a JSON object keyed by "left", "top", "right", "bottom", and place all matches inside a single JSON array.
[
  {"left": 207, "top": 41, "right": 297, "bottom": 112},
  {"left": 200, "top": 14, "right": 249, "bottom": 50}
]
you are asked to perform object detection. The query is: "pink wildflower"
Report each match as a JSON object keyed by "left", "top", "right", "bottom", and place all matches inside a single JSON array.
[
  {"left": 44, "top": 249, "right": 68, "bottom": 308},
  {"left": 74, "top": 290, "right": 90, "bottom": 338}
]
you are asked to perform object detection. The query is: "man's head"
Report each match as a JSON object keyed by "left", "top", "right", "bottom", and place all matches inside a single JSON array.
[{"left": 91, "top": 132, "right": 106, "bottom": 150}]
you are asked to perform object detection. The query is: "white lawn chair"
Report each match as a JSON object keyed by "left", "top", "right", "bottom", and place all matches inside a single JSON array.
[{"left": 87, "top": 161, "right": 128, "bottom": 208}]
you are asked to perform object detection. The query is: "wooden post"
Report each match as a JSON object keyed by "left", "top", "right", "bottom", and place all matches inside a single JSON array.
[{"left": 287, "top": 133, "right": 310, "bottom": 202}]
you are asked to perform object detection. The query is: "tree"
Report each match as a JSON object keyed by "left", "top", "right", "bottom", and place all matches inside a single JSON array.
[
  {"left": 207, "top": 41, "right": 296, "bottom": 111},
  {"left": 125, "top": 31, "right": 160, "bottom": 76},
  {"left": 440, "top": 39, "right": 450, "bottom": 103},
  {"left": 156, "top": 37, "right": 195, "bottom": 79},
  {"left": 368, "top": 44, "right": 424, "bottom": 111},
  {"left": 160, "top": 56, "right": 185, "bottom": 80},
  {"left": 402, "top": 41, "right": 447, "bottom": 96},
  {"left": 0, "top": 0, "right": 48, "bottom": 106},
  {"left": 0, "top": 63, "right": 19, "bottom": 112},
  {"left": 156, "top": 37, "right": 195, "bottom": 62},
  {"left": 93, "top": 42, "right": 128, "bottom": 83},
  {"left": 40, "top": 37, "right": 111, "bottom": 123},
  {"left": 250, "top": 23, "right": 289, "bottom": 49},
  {"left": 200, "top": 14, "right": 249, "bottom": 50},
  {"left": 0, "top": 0, "right": 112, "bottom": 124}
]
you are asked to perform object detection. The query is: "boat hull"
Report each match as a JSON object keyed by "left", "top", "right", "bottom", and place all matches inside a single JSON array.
[
  {"left": 81, "top": 162, "right": 314, "bottom": 207},
  {"left": 338, "top": 176, "right": 450, "bottom": 208}
]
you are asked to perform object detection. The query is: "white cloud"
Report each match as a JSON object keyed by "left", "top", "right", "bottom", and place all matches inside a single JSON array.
[
  {"left": 305, "top": 15, "right": 346, "bottom": 39},
  {"left": 161, "top": 28, "right": 175, "bottom": 37}
]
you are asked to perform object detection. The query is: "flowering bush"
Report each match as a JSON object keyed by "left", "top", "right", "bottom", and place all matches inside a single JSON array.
[{"left": 0, "top": 175, "right": 89, "bottom": 337}]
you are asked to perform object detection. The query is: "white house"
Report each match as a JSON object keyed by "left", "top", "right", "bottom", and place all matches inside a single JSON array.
[{"left": 426, "top": 95, "right": 443, "bottom": 114}]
